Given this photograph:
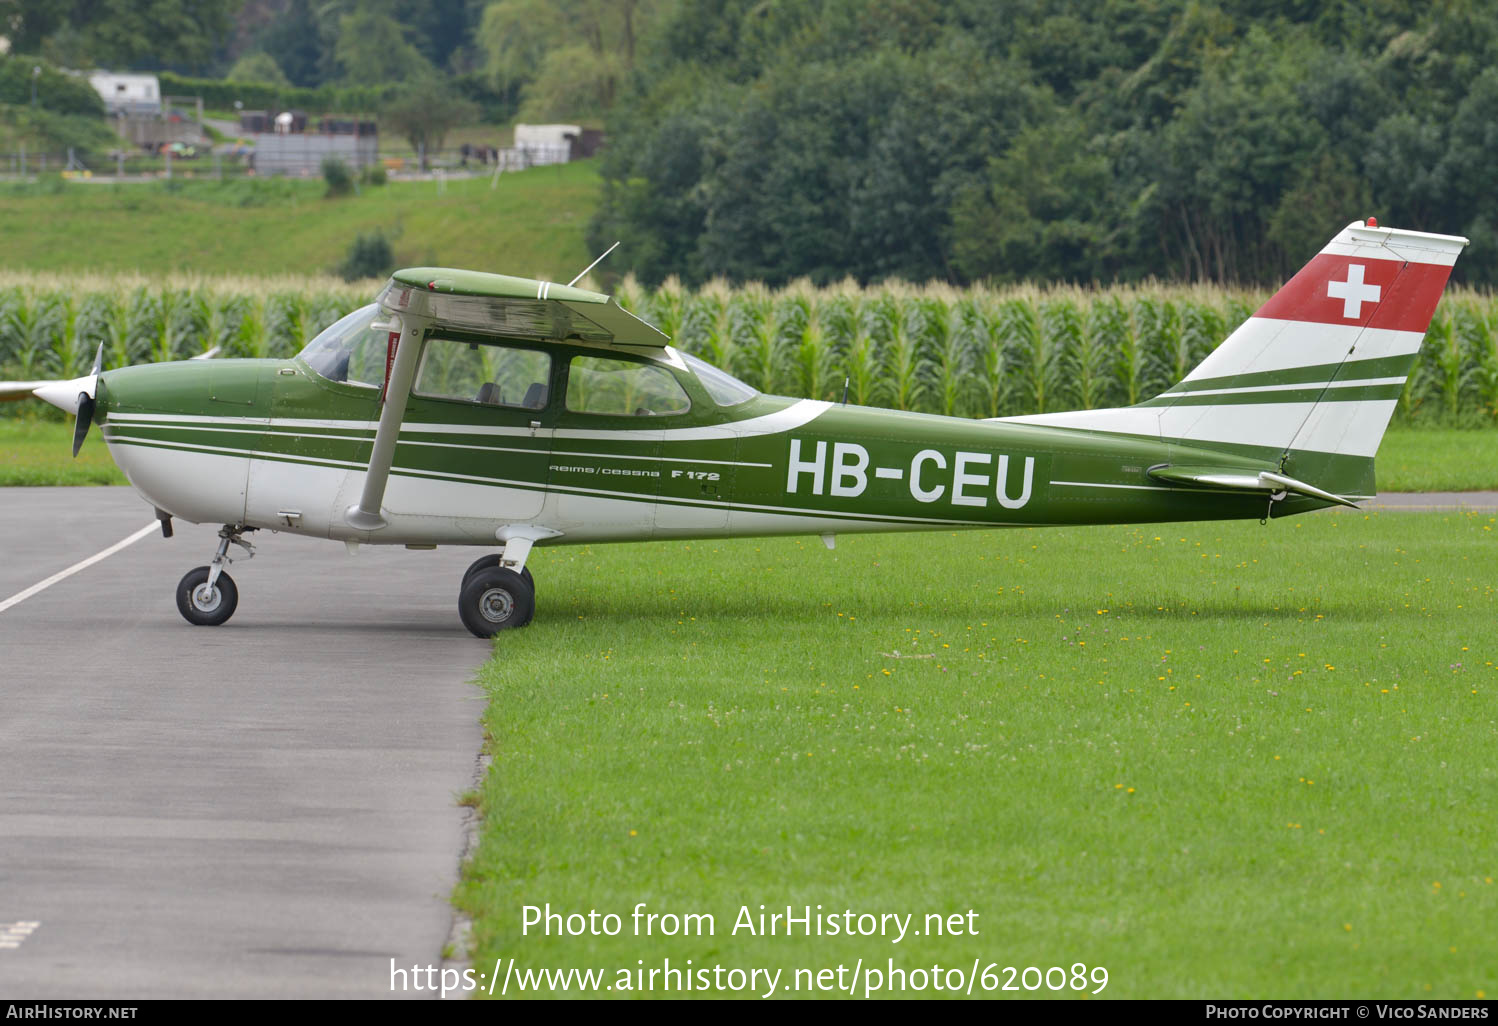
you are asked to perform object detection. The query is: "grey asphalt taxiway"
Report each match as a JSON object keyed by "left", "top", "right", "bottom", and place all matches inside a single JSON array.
[{"left": 0, "top": 487, "right": 487, "bottom": 999}]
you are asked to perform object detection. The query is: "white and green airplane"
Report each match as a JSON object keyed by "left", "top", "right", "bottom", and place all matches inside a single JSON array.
[{"left": 0, "top": 221, "right": 1467, "bottom": 636}]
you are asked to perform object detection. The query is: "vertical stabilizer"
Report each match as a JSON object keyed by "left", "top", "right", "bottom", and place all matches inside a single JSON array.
[{"left": 997, "top": 221, "right": 1468, "bottom": 495}]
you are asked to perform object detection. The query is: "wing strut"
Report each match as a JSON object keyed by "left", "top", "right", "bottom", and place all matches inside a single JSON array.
[{"left": 345, "top": 313, "right": 420, "bottom": 531}]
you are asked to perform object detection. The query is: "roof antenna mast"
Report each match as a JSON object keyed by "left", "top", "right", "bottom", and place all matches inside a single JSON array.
[{"left": 567, "top": 241, "right": 621, "bottom": 288}]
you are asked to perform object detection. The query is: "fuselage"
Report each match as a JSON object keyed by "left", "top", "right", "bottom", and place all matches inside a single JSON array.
[{"left": 94, "top": 350, "right": 1324, "bottom": 551}]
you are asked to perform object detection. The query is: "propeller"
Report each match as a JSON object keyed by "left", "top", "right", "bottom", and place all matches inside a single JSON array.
[{"left": 31, "top": 342, "right": 105, "bottom": 457}]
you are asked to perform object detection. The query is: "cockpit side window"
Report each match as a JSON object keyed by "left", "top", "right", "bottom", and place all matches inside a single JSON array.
[
  {"left": 680, "top": 352, "right": 758, "bottom": 406},
  {"left": 299, "top": 304, "right": 386, "bottom": 388},
  {"left": 415, "top": 337, "right": 552, "bottom": 410},
  {"left": 565, "top": 355, "right": 691, "bottom": 417}
]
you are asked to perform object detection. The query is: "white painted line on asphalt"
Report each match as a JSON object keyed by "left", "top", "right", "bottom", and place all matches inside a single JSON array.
[
  {"left": 0, "top": 921, "right": 41, "bottom": 951},
  {"left": 0, "top": 523, "right": 157, "bottom": 615}
]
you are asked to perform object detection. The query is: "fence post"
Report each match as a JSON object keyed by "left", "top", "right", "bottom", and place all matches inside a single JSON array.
[{"left": 165, "top": 144, "right": 171, "bottom": 179}]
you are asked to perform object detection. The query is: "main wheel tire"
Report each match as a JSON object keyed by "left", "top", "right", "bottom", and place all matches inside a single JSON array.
[
  {"left": 459, "top": 566, "right": 535, "bottom": 637},
  {"left": 176, "top": 565, "right": 238, "bottom": 627},
  {"left": 461, "top": 554, "right": 533, "bottom": 593}
]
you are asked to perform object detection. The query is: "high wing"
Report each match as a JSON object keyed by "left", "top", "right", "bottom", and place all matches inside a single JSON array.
[
  {"left": 344, "top": 268, "right": 668, "bottom": 532},
  {"left": 0, "top": 380, "right": 59, "bottom": 402},
  {"left": 378, "top": 267, "right": 668, "bottom": 347}
]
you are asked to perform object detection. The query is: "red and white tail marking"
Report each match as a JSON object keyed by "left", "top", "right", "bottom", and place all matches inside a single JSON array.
[{"left": 997, "top": 221, "right": 1468, "bottom": 461}]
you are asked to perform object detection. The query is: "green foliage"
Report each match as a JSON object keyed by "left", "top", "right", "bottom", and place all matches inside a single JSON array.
[
  {"left": 380, "top": 76, "right": 480, "bottom": 168},
  {"left": 0, "top": 58, "right": 104, "bottom": 117},
  {"left": 155, "top": 70, "right": 398, "bottom": 115},
  {"left": 479, "top": 0, "right": 655, "bottom": 119},
  {"left": 333, "top": 8, "right": 434, "bottom": 87},
  {"left": 337, "top": 232, "right": 393, "bottom": 282},
  {"left": 321, "top": 157, "right": 354, "bottom": 198},
  {"left": 226, "top": 51, "right": 291, "bottom": 89},
  {"left": 0, "top": 103, "right": 118, "bottom": 160},
  {"left": 12, "top": 0, "right": 239, "bottom": 72},
  {"left": 593, "top": 0, "right": 1498, "bottom": 289},
  {"left": 4, "top": 275, "right": 1498, "bottom": 427}
]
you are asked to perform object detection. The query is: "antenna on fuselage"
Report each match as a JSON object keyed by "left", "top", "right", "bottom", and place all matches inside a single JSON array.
[
  {"left": 840, "top": 376, "right": 850, "bottom": 405},
  {"left": 567, "top": 240, "right": 621, "bottom": 288}
]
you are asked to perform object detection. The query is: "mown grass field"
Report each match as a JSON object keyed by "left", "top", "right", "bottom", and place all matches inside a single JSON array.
[
  {"left": 457, "top": 513, "right": 1495, "bottom": 999},
  {"left": 0, "top": 161, "right": 598, "bottom": 280},
  {"left": 2, "top": 420, "right": 1492, "bottom": 492},
  {"left": 0, "top": 418, "right": 125, "bottom": 485}
]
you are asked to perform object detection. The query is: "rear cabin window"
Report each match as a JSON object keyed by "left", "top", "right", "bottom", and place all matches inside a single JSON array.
[
  {"left": 565, "top": 355, "right": 691, "bottom": 417},
  {"left": 415, "top": 338, "right": 551, "bottom": 409}
]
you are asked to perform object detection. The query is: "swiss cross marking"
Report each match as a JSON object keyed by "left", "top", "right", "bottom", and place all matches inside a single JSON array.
[{"left": 1326, "top": 264, "right": 1381, "bottom": 319}]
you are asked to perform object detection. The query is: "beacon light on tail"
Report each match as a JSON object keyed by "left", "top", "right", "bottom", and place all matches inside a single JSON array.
[{"left": 0, "top": 221, "right": 1468, "bottom": 636}]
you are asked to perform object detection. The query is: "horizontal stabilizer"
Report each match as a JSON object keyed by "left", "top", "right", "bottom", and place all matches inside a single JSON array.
[{"left": 1147, "top": 464, "right": 1361, "bottom": 509}]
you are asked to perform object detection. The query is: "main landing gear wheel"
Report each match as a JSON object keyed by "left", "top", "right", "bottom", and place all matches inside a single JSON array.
[
  {"left": 460, "top": 554, "right": 533, "bottom": 594},
  {"left": 176, "top": 565, "right": 238, "bottom": 626},
  {"left": 459, "top": 566, "right": 535, "bottom": 637}
]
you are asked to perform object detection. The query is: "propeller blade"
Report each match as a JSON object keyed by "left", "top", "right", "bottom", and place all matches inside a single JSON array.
[
  {"left": 33, "top": 343, "right": 107, "bottom": 457},
  {"left": 72, "top": 392, "right": 96, "bottom": 457}
]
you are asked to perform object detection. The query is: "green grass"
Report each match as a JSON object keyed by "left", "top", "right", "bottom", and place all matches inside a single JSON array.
[
  {"left": 1374, "top": 429, "right": 1498, "bottom": 492},
  {"left": 457, "top": 513, "right": 1496, "bottom": 999},
  {"left": 0, "top": 418, "right": 126, "bottom": 485},
  {"left": 0, "top": 160, "right": 598, "bottom": 281}
]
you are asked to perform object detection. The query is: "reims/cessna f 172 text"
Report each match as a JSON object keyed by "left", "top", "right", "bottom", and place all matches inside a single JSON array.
[{"left": 0, "top": 221, "right": 1467, "bottom": 636}]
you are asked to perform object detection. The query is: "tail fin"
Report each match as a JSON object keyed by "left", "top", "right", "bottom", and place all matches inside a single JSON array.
[{"left": 1000, "top": 221, "right": 1468, "bottom": 496}]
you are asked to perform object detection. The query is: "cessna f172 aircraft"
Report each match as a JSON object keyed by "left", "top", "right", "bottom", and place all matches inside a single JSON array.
[{"left": 0, "top": 220, "right": 1468, "bottom": 636}]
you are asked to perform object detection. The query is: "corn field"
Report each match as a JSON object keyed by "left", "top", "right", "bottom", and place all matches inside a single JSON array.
[{"left": 3, "top": 272, "right": 1497, "bottom": 426}]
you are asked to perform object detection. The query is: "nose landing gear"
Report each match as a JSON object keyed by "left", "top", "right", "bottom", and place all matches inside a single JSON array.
[{"left": 176, "top": 525, "right": 255, "bottom": 627}]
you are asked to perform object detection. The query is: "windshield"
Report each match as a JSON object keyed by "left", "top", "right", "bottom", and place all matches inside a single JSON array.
[
  {"left": 299, "top": 304, "right": 385, "bottom": 388},
  {"left": 681, "top": 352, "right": 757, "bottom": 406}
]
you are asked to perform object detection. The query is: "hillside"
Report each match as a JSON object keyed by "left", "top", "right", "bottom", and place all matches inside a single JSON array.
[{"left": 0, "top": 162, "right": 597, "bottom": 281}]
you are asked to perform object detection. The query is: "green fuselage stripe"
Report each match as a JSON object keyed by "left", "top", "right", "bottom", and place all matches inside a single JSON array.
[
  {"left": 1139, "top": 383, "right": 1404, "bottom": 407},
  {"left": 1160, "top": 353, "right": 1414, "bottom": 394}
]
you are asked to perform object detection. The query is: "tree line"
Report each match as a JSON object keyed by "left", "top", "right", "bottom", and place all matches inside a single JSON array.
[{"left": 588, "top": 0, "right": 1498, "bottom": 289}]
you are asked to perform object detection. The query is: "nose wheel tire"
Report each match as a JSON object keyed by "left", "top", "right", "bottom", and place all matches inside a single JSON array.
[
  {"left": 460, "top": 554, "right": 533, "bottom": 595},
  {"left": 176, "top": 565, "right": 238, "bottom": 626},
  {"left": 459, "top": 566, "right": 535, "bottom": 636}
]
